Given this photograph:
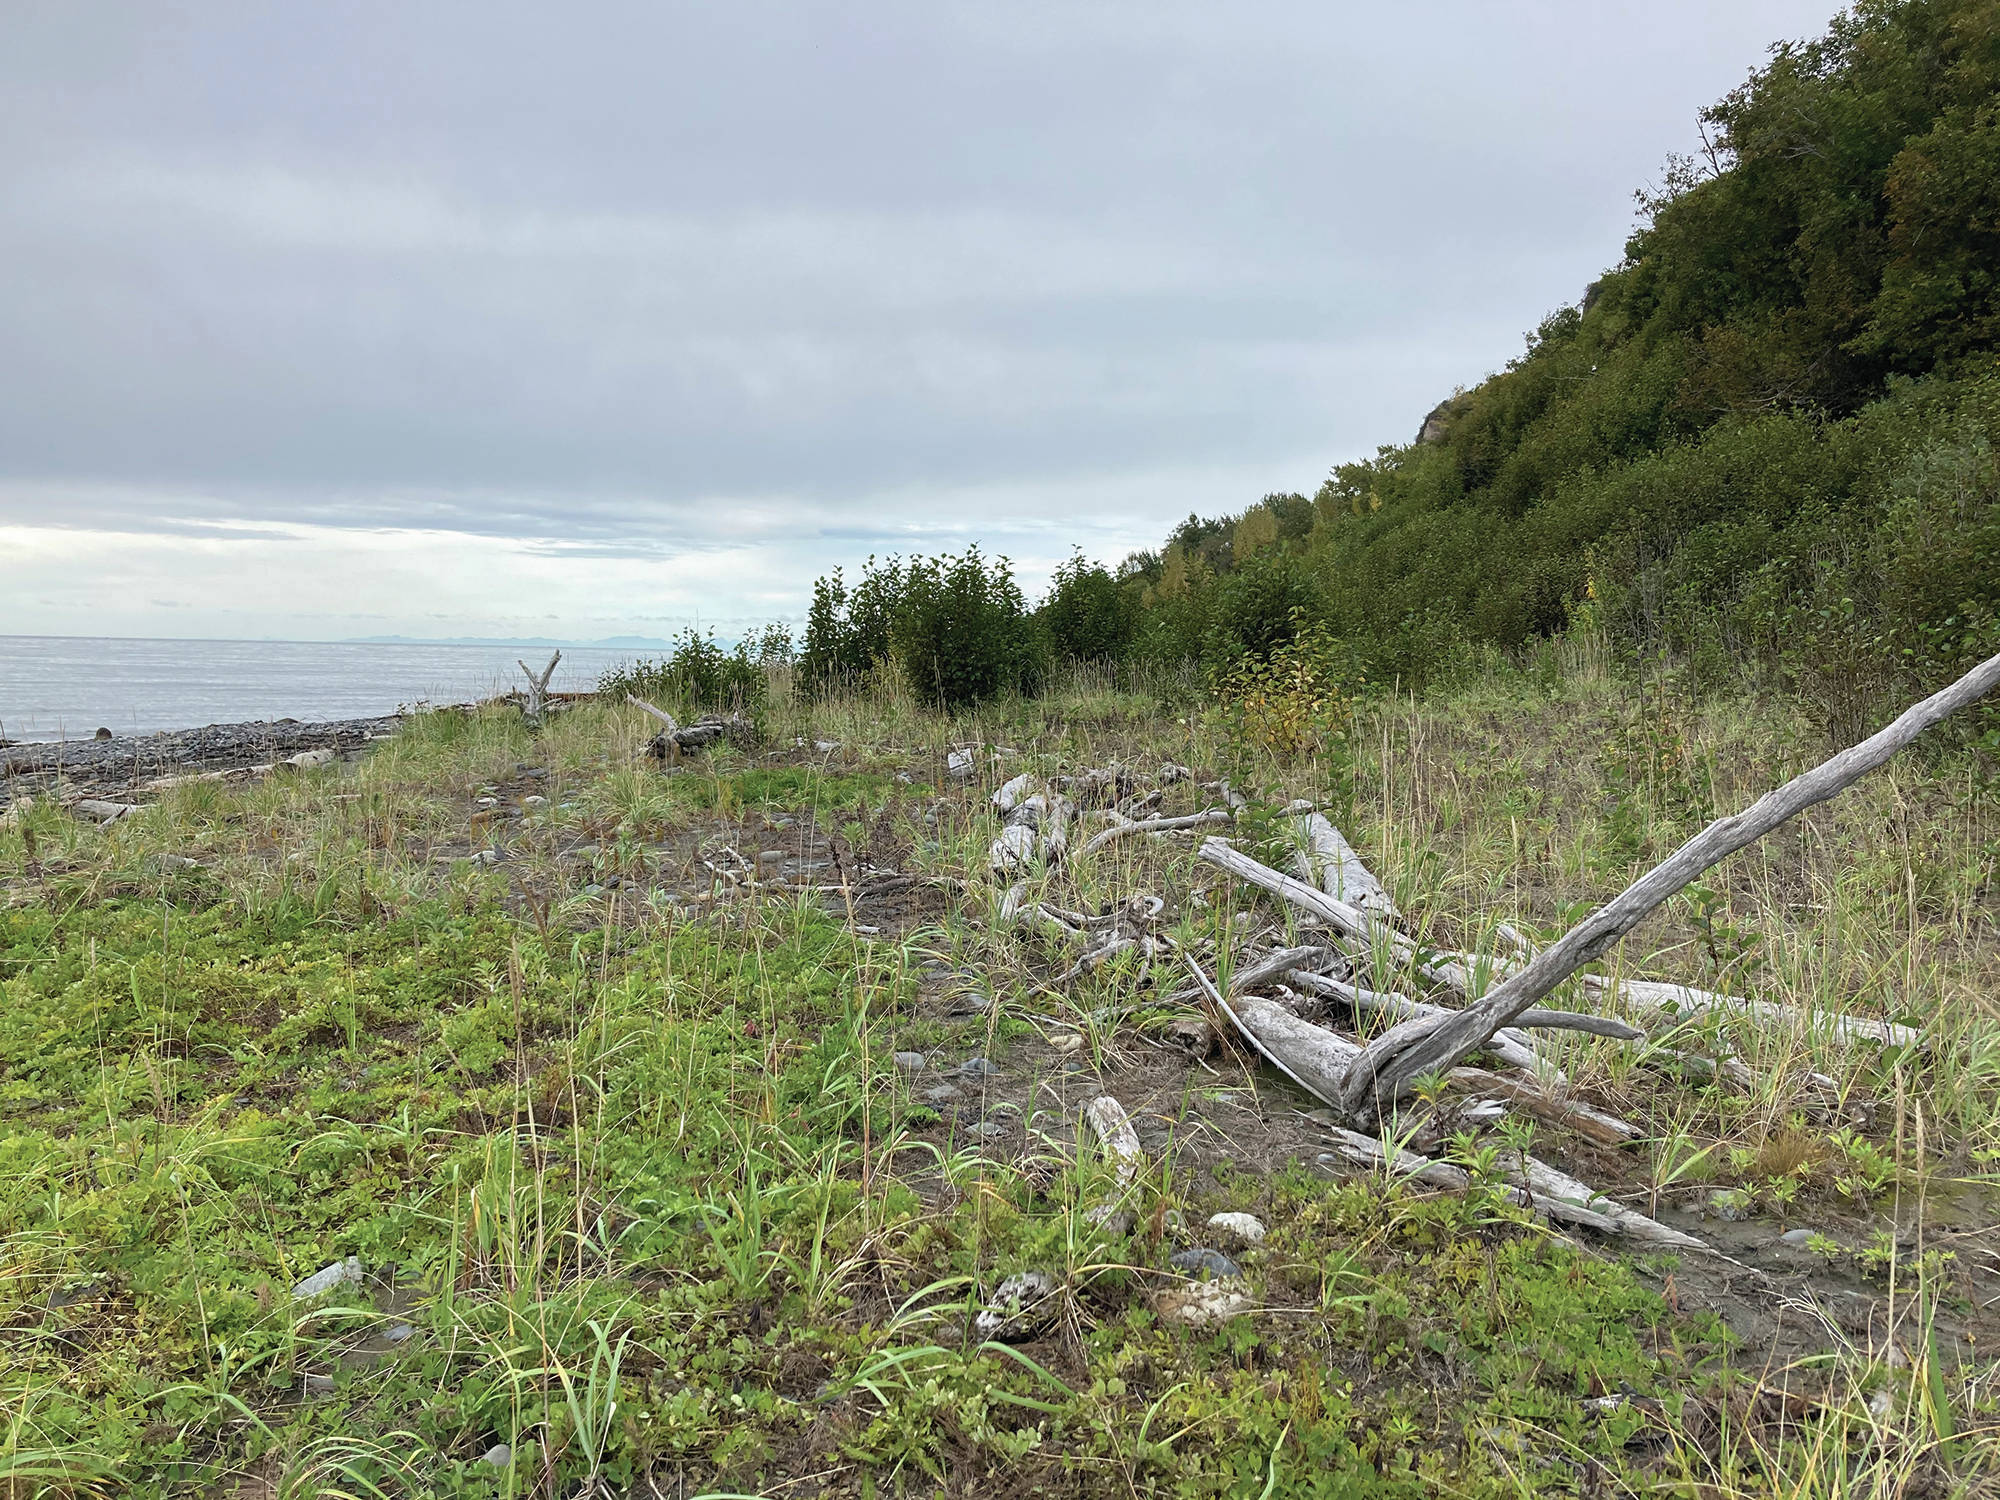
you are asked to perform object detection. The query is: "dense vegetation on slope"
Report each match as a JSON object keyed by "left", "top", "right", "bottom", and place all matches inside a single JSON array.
[{"left": 1109, "top": 0, "right": 2000, "bottom": 730}]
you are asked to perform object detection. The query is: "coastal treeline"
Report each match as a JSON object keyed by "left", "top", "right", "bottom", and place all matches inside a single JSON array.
[{"left": 795, "top": 0, "right": 1998, "bottom": 726}]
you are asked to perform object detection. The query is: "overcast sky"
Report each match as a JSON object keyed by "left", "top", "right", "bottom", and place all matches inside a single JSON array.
[{"left": 1, "top": 1, "right": 1838, "bottom": 642}]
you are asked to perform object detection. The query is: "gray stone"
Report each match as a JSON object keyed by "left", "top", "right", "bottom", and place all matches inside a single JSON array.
[
  {"left": 756, "top": 849, "right": 785, "bottom": 865},
  {"left": 1779, "top": 1227, "right": 1816, "bottom": 1247},
  {"left": 1169, "top": 1248, "right": 1241, "bottom": 1281},
  {"left": 1157, "top": 1279, "right": 1253, "bottom": 1326},
  {"left": 971, "top": 1120, "right": 1008, "bottom": 1139},
  {"left": 291, "top": 1256, "right": 363, "bottom": 1301},
  {"left": 892, "top": 1052, "right": 926, "bottom": 1074},
  {"left": 481, "top": 1443, "right": 512, "bottom": 1467},
  {"left": 383, "top": 1321, "right": 418, "bottom": 1344},
  {"left": 922, "top": 1085, "right": 961, "bottom": 1104},
  {"left": 960, "top": 1056, "right": 1002, "bottom": 1078}
]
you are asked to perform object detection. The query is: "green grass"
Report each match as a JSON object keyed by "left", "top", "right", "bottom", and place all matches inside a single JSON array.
[{"left": 3, "top": 651, "right": 1998, "bottom": 1495}]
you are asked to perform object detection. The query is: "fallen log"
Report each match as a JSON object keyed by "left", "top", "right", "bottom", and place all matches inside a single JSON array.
[
  {"left": 74, "top": 799, "right": 141, "bottom": 824},
  {"left": 1511, "top": 1156, "right": 1709, "bottom": 1251},
  {"left": 1286, "top": 649, "right": 2000, "bottom": 1126},
  {"left": 1289, "top": 971, "right": 1644, "bottom": 1043},
  {"left": 1287, "top": 803, "right": 1397, "bottom": 918},
  {"left": 1446, "top": 1068, "right": 1642, "bottom": 1149},
  {"left": 1284, "top": 971, "right": 1561, "bottom": 1081},
  {"left": 644, "top": 713, "right": 756, "bottom": 759},
  {"left": 1585, "top": 976, "right": 1919, "bottom": 1050}
]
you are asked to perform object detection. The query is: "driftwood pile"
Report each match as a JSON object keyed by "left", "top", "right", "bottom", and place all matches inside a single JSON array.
[
  {"left": 625, "top": 695, "right": 757, "bottom": 760},
  {"left": 996, "top": 649, "right": 2000, "bottom": 1259}
]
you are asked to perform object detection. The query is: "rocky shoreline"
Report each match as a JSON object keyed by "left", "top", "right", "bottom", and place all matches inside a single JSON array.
[{"left": 0, "top": 714, "right": 404, "bottom": 808}]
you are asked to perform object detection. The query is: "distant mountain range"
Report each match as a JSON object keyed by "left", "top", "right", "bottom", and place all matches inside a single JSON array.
[{"left": 342, "top": 635, "right": 678, "bottom": 649}]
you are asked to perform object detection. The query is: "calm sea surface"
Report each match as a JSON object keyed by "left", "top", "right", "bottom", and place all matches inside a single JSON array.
[{"left": 0, "top": 636, "right": 650, "bottom": 742}]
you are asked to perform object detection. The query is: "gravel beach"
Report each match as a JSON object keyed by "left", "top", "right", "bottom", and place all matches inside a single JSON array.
[{"left": 0, "top": 714, "right": 403, "bottom": 808}]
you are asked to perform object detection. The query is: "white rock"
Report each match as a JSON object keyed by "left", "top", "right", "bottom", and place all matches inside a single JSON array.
[
  {"left": 1157, "top": 1279, "right": 1254, "bottom": 1327},
  {"left": 973, "top": 1270, "right": 1058, "bottom": 1341},
  {"left": 481, "top": 1443, "right": 513, "bottom": 1466},
  {"left": 291, "top": 1256, "right": 363, "bottom": 1301},
  {"left": 946, "top": 748, "right": 976, "bottom": 780},
  {"left": 522, "top": 795, "right": 547, "bottom": 807},
  {"left": 1205, "top": 1212, "right": 1266, "bottom": 1249}
]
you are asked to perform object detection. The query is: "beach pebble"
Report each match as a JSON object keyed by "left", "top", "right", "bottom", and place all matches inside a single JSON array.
[
  {"left": 1169, "top": 1248, "right": 1241, "bottom": 1281},
  {"left": 973, "top": 1271, "right": 1057, "bottom": 1341},
  {"left": 1157, "top": 1279, "right": 1253, "bottom": 1327},
  {"left": 892, "top": 1051, "right": 926, "bottom": 1073},
  {"left": 522, "top": 795, "right": 547, "bottom": 808},
  {"left": 291, "top": 1256, "right": 363, "bottom": 1301},
  {"left": 1205, "top": 1213, "right": 1266, "bottom": 1250}
]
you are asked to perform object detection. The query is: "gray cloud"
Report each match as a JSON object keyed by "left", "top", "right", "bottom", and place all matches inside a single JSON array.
[{"left": 0, "top": 0, "right": 1839, "bottom": 630}]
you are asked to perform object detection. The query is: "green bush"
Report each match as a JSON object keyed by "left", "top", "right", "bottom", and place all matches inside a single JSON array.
[
  {"left": 1038, "top": 550, "right": 1139, "bottom": 664},
  {"left": 893, "top": 548, "right": 1048, "bottom": 709},
  {"left": 598, "top": 628, "right": 765, "bottom": 716},
  {"left": 798, "top": 549, "right": 1048, "bottom": 708},
  {"left": 798, "top": 559, "right": 906, "bottom": 695}
]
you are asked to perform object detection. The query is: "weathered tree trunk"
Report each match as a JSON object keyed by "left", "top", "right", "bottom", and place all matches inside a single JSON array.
[
  {"left": 1288, "top": 803, "right": 1397, "bottom": 918},
  {"left": 517, "top": 651, "right": 561, "bottom": 725},
  {"left": 1331, "top": 649, "right": 2000, "bottom": 1125}
]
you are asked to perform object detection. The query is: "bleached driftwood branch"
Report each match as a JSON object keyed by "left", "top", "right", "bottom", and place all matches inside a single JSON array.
[
  {"left": 1288, "top": 803, "right": 1397, "bottom": 918},
  {"left": 1074, "top": 807, "right": 1233, "bottom": 861},
  {"left": 626, "top": 693, "right": 678, "bottom": 733},
  {"left": 1329, "top": 649, "right": 2000, "bottom": 1125},
  {"left": 517, "top": 651, "right": 561, "bottom": 725}
]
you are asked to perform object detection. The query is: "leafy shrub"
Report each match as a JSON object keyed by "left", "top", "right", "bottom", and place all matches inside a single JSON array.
[
  {"left": 1038, "top": 550, "right": 1139, "bottom": 664},
  {"left": 798, "top": 559, "right": 906, "bottom": 695},
  {"left": 1209, "top": 610, "right": 1358, "bottom": 762},
  {"left": 892, "top": 548, "right": 1048, "bottom": 708},
  {"left": 598, "top": 628, "right": 765, "bottom": 715},
  {"left": 798, "top": 549, "right": 1047, "bottom": 708}
]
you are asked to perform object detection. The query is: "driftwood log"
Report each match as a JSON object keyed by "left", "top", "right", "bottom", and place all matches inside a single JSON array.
[
  {"left": 517, "top": 651, "right": 561, "bottom": 725},
  {"left": 1289, "top": 802, "right": 1398, "bottom": 918},
  {"left": 1314, "top": 649, "right": 2000, "bottom": 1126},
  {"left": 627, "top": 694, "right": 756, "bottom": 759}
]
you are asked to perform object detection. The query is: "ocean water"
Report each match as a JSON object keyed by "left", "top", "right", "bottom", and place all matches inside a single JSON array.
[{"left": 0, "top": 636, "right": 650, "bottom": 742}]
